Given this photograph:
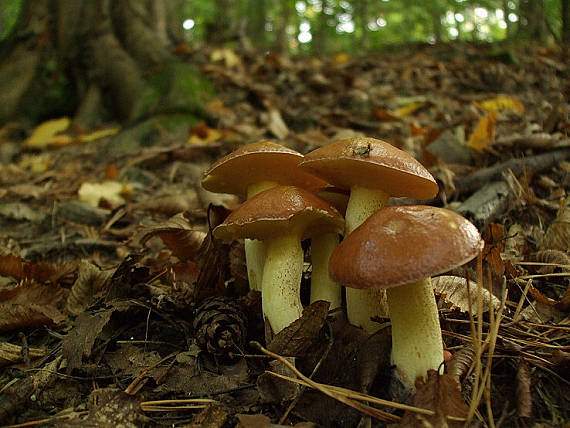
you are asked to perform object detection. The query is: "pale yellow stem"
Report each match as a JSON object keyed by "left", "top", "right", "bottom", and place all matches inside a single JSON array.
[
  {"left": 245, "top": 181, "right": 278, "bottom": 291},
  {"left": 344, "top": 185, "right": 390, "bottom": 332},
  {"left": 386, "top": 277, "right": 443, "bottom": 391},
  {"left": 310, "top": 233, "right": 341, "bottom": 310},
  {"left": 262, "top": 233, "right": 304, "bottom": 334}
]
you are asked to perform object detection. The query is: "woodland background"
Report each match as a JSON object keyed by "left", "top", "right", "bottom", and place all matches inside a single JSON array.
[{"left": 0, "top": 1, "right": 568, "bottom": 427}]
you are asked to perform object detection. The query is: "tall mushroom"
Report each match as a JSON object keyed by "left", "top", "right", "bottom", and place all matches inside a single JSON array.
[
  {"left": 214, "top": 185, "right": 344, "bottom": 335},
  {"left": 329, "top": 205, "right": 483, "bottom": 391},
  {"left": 202, "top": 141, "right": 326, "bottom": 291},
  {"left": 299, "top": 137, "right": 439, "bottom": 332}
]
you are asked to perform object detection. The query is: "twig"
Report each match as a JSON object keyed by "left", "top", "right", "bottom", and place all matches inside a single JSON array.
[
  {"left": 124, "top": 352, "right": 178, "bottom": 395},
  {"left": 454, "top": 148, "right": 570, "bottom": 194}
]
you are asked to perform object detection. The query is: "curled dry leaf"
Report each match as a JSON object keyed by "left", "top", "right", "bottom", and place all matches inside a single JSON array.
[
  {"left": 398, "top": 370, "right": 469, "bottom": 428},
  {"left": 0, "top": 280, "right": 66, "bottom": 333},
  {"left": 136, "top": 211, "right": 207, "bottom": 261},
  {"left": 528, "top": 250, "right": 570, "bottom": 274},
  {"left": 551, "top": 350, "right": 570, "bottom": 379},
  {"left": 267, "top": 300, "right": 330, "bottom": 357},
  {"left": 515, "top": 359, "right": 532, "bottom": 419},
  {"left": 65, "top": 260, "right": 112, "bottom": 316},
  {"left": 432, "top": 275, "right": 501, "bottom": 313},
  {"left": 541, "top": 199, "right": 570, "bottom": 251},
  {"left": 446, "top": 346, "right": 475, "bottom": 385}
]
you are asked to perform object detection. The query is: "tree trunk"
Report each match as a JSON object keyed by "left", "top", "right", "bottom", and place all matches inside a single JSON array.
[
  {"left": 518, "top": 0, "right": 548, "bottom": 41},
  {"left": 0, "top": 0, "right": 209, "bottom": 128}
]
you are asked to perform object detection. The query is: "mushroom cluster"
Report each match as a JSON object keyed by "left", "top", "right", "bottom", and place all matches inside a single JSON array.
[{"left": 202, "top": 137, "right": 483, "bottom": 391}]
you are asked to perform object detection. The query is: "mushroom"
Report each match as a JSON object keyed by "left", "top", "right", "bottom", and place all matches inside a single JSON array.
[
  {"left": 329, "top": 205, "right": 483, "bottom": 391},
  {"left": 310, "top": 185, "right": 350, "bottom": 309},
  {"left": 299, "top": 136, "right": 439, "bottom": 332},
  {"left": 214, "top": 185, "right": 344, "bottom": 335},
  {"left": 202, "top": 141, "right": 326, "bottom": 291}
]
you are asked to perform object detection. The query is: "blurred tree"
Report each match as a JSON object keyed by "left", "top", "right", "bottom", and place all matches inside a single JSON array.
[
  {"left": 563, "top": 0, "right": 569, "bottom": 42},
  {"left": 0, "top": 0, "right": 212, "bottom": 129}
]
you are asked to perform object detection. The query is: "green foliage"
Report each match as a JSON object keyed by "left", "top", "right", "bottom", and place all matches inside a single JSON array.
[
  {"left": 0, "top": 0, "right": 23, "bottom": 39},
  {"left": 178, "top": 0, "right": 563, "bottom": 53}
]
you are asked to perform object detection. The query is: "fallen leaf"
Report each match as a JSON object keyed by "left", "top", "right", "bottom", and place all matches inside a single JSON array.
[
  {"left": 188, "top": 122, "right": 223, "bottom": 144},
  {"left": 474, "top": 96, "right": 525, "bottom": 115},
  {"left": 541, "top": 198, "right": 570, "bottom": 251},
  {"left": 267, "top": 300, "right": 330, "bottom": 357},
  {"left": 432, "top": 276, "right": 501, "bottom": 313},
  {"left": 211, "top": 48, "right": 242, "bottom": 68},
  {"left": 333, "top": 53, "right": 349, "bottom": 63},
  {"left": 0, "top": 252, "right": 73, "bottom": 284},
  {"left": 78, "top": 180, "right": 132, "bottom": 208},
  {"left": 65, "top": 260, "right": 112, "bottom": 315},
  {"left": 467, "top": 112, "right": 497, "bottom": 152},
  {"left": 0, "top": 281, "right": 66, "bottom": 333},
  {"left": 17, "top": 153, "right": 52, "bottom": 173},
  {"left": 25, "top": 117, "right": 71, "bottom": 148},
  {"left": 76, "top": 127, "right": 120, "bottom": 143},
  {"left": 393, "top": 102, "right": 424, "bottom": 117},
  {"left": 482, "top": 223, "right": 506, "bottom": 278},
  {"left": 372, "top": 107, "right": 399, "bottom": 122},
  {"left": 398, "top": 370, "right": 469, "bottom": 427},
  {"left": 135, "top": 211, "right": 206, "bottom": 261}
]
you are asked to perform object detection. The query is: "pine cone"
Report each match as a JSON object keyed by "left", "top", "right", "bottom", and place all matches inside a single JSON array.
[{"left": 193, "top": 297, "right": 247, "bottom": 359}]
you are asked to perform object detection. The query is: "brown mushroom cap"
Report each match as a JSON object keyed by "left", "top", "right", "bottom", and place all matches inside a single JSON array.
[
  {"left": 299, "top": 137, "right": 438, "bottom": 200},
  {"left": 329, "top": 205, "right": 483, "bottom": 288},
  {"left": 214, "top": 185, "right": 344, "bottom": 241},
  {"left": 202, "top": 141, "right": 326, "bottom": 197}
]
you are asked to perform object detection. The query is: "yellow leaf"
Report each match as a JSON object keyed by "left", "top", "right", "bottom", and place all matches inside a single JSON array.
[
  {"left": 333, "top": 53, "right": 350, "bottom": 63},
  {"left": 393, "top": 102, "right": 424, "bottom": 117},
  {"left": 210, "top": 48, "right": 241, "bottom": 68},
  {"left": 25, "top": 117, "right": 71, "bottom": 148},
  {"left": 18, "top": 154, "right": 52, "bottom": 173},
  {"left": 78, "top": 181, "right": 132, "bottom": 208},
  {"left": 474, "top": 96, "right": 525, "bottom": 115},
  {"left": 77, "top": 127, "right": 120, "bottom": 143},
  {"left": 467, "top": 113, "right": 497, "bottom": 152}
]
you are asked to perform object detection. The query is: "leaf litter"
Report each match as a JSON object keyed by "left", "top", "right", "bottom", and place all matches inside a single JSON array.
[{"left": 0, "top": 43, "right": 569, "bottom": 426}]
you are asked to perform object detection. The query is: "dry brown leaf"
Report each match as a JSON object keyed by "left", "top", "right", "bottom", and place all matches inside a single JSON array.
[
  {"left": 267, "top": 300, "right": 330, "bottom": 357},
  {"left": 191, "top": 405, "right": 229, "bottom": 427},
  {"left": 372, "top": 107, "right": 399, "bottom": 122},
  {"left": 398, "top": 370, "right": 469, "bottom": 427},
  {"left": 0, "top": 281, "right": 66, "bottom": 333},
  {"left": 467, "top": 112, "right": 497, "bottom": 152},
  {"left": 78, "top": 180, "right": 133, "bottom": 208},
  {"left": 82, "top": 389, "right": 148, "bottom": 426},
  {"left": 541, "top": 199, "right": 570, "bottom": 251},
  {"left": 265, "top": 108, "right": 289, "bottom": 139},
  {"left": 432, "top": 276, "right": 501, "bottom": 313},
  {"left": 65, "top": 260, "right": 112, "bottom": 316},
  {"left": 445, "top": 346, "right": 475, "bottom": 385},
  {"left": 515, "top": 358, "right": 532, "bottom": 419},
  {"left": 528, "top": 250, "right": 570, "bottom": 274},
  {"left": 136, "top": 211, "right": 206, "bottom": 261},
  {"left": 551, "top": 350, "right": 570, "bottom": 380},
  {"left": 236, "top": 414, "right": 315, "bottom": 428},
  {"left": 0, "top": 252, "right": 74, "bottom": 284},
  {"left": 482, "top": 223, "right": 506, "bottom": 278}
]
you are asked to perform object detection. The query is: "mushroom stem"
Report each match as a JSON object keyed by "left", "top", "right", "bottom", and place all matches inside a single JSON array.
[
  {"left": 345, "top": 185, "right": 390, "bottom": 332},
  {"left": 262, "top": 232, "right": 304, "bottom": 334},
  {"left": 245, "top": 180, "right": 278, "bottom": 291},
  {"left": 345, "top": 185, "right": 389, "bottom": 234},
  {"left": 310, "top": 232, "right": 341, "bottom": 310},
  {"left": 386, "top": 277, "right": 443, "bottom": 390}
]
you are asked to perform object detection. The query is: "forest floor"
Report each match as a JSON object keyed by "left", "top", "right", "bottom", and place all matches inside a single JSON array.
[{"left": 0, "top": 42, "right": 568, "bottom": 427}]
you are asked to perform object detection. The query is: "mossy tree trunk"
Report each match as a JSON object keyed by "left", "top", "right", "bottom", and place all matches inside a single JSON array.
[{"left": 0, "top": 0, "right": 211, "bottom": 129}]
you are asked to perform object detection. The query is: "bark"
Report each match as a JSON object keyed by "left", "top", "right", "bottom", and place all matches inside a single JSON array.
[
  {"left": 518, "top": 0, "right": 548, "bottom": 41},
  {"left": 0, "top": 0, "right": 203, "bottom": 127}
]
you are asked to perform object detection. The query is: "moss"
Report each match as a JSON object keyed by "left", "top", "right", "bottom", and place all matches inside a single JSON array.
[{"left": 134, "top": 63, "right": 215, "bottom": 120}]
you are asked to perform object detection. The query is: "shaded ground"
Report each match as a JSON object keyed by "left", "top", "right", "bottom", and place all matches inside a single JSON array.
[{"left": 0, "top": 42, "right": 569, "bottom": 427}]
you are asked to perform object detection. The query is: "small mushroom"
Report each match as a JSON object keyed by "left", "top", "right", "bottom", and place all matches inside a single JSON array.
[
  {"left": 329, "top": 205, "right": 483, "bottom": 392},
  {"left": 214, "top": 186, "right": 344, "bottom": 335},
  {"left": 202, "top": 141, "right": 326, "bottom": 291},
  {"left": 300, "top": 137, "right": 439, "bottom": 332}
]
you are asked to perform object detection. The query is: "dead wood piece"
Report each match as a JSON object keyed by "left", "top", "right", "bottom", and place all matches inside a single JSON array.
[
  {"left": 456, "top": 181, "right": 511, "bottom": 229},
  {"left": 454, "top": 148, "right": 570, "bottom": 194}
]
